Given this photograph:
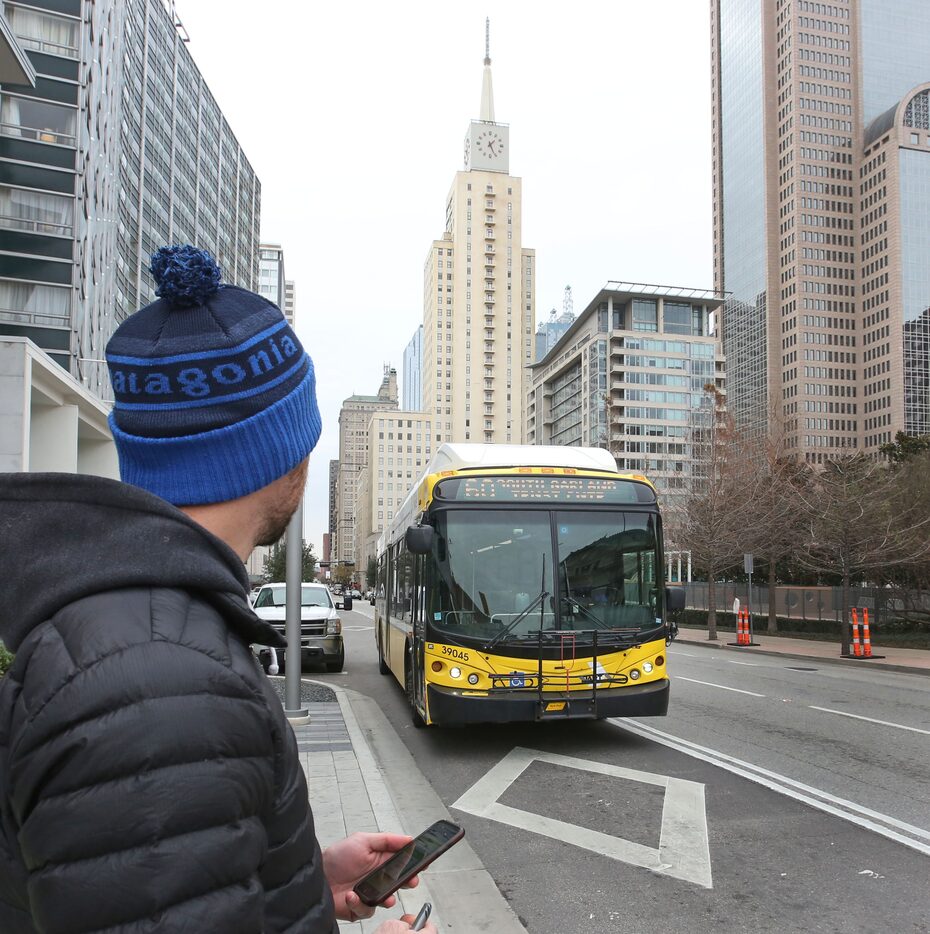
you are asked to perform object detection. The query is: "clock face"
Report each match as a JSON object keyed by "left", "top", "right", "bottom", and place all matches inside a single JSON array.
[{"left": 475, "top": 128, "right": 505, "bottom": 160}]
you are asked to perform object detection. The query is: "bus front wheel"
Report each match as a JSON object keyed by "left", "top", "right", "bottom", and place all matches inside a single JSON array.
[
  {"left": 377, "top": 633, "right": 390, "bottom": 676},
  {"left": 405, "top": 661, "right": 426, "bottom": 729}
]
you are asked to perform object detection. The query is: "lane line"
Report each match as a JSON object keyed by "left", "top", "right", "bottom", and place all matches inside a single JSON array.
[
  {"left": 670, "top": 651, "right": 701, "bottom": 658},
  {"left": 612, "top": 718, "right": 930, "bottom": 855},
  {"left": 809, "top": 706, "right": 930, "bottom": 737},
  {"left": 726, "top": 660, "right": 760, "bottom": 667},
  {"left": 675, "top": 676, "right": 765, "bottom": 698}
]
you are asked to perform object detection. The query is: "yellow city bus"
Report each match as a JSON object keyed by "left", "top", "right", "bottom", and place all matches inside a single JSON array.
[{"left": 374, "top": 444, "right": 683, "bottom": 726}]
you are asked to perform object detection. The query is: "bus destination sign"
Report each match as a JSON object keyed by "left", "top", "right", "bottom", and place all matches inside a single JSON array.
[{"left": 434, "top": 475, "right": 656, "bottom": 505}]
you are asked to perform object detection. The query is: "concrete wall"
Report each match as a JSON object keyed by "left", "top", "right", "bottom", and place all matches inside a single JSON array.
[{"left": 0, "top": 338, "right": 117, "bottom": 478}]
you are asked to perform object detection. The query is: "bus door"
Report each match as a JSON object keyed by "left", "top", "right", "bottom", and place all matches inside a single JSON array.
[{"left": 409, "top": 553, "right": 427, "bottom": 714}]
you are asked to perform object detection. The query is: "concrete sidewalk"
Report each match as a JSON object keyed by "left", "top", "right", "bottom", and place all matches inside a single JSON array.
[
  {"left": 674, "top": 625, "right": 930, "bottom": 675},
  {"left": 287, "top": 682, "right": 526, "bottom": 934}
]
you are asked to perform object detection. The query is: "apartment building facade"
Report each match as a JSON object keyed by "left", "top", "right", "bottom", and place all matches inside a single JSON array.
[
  {"left": 1, "top": 0, "right": 259, "bottom": 398},
  {"left": 333, "top": 366, "right": 397, "bottom": 566},
  {"left": 527, "top": 283, "right": 725, "bottom": 500}
]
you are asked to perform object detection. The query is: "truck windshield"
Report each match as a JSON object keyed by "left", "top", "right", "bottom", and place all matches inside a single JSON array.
[{"left": 427, "top": 509, "right": 660, "bottom": 645}]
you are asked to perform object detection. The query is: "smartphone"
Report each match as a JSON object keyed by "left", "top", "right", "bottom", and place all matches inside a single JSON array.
[{"left": 353, "top": 820, "right": 464, "bottom": 906}]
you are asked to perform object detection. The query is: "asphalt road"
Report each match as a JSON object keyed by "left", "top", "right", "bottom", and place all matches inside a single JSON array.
[{"left": 313, "top": 604, "right": 930, "bottom": 934}]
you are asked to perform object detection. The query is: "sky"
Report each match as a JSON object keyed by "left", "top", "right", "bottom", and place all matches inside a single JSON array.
[{"left": 174, "top": 0, "right": 715, "bottom": 553}]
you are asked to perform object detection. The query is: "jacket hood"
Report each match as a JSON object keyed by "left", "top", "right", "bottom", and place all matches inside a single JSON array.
[{"left": 0, "top": 473, "right": 285, "bottom": 652}]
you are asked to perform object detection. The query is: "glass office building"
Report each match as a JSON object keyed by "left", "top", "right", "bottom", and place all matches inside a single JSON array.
[
  {"left": 712, "top": 0, "right": 930, "bottom": 458},
  {"left": 0, "top": 0, "right": 260, "bottom": 399}
]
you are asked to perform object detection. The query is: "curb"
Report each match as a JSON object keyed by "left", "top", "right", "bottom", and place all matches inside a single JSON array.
[
  {"left": 302, "top": 678, "right": 527, "bottom": 933},
  {"left": 672, "top": 634, "right": 930, "bottom": 678}
]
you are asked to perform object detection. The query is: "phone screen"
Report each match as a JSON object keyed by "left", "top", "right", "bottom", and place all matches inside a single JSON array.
[{"left": 354, "top": 820, "right": 463, "bottom": 906}]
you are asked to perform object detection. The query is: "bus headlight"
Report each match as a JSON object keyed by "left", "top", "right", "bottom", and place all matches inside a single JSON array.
[
  {"left": 629, "top": 668, "right": 641, "bottom": 680},
  {"left": 450, "top": 667, "right": 462, "bottom": 679},
  {"left": 467, "top": 673, "right": 479, "bottom": 685},
  {"left": 642, "top": 661, "right": 653, "bottom": 674}
]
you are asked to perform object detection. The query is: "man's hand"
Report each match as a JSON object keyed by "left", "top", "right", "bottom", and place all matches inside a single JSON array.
[
  {"left": 323, "top": 832, "right": 421, "bottom": 921},
  {"left": 374, "top": 916, "right": 438, "bottom": 933}
]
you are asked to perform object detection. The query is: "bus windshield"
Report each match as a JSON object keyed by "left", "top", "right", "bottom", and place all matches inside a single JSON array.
[{"left": 427, "top": 509, "right": 660, "bottom": 645}]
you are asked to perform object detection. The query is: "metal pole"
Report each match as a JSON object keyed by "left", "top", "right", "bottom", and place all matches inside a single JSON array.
[
  {"left": 748, "top": 568, "right": 754, "bottom": 643},
  {"left": 284, "top": 499, "right": 309, "bottom": 722}
]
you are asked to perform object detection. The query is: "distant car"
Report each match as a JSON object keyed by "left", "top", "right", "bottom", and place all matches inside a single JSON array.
[{"left": 251, "top": 582, "right": 344, "bottom": 673}]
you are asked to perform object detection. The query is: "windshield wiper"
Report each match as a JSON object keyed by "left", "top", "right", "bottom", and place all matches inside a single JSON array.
[
  {"left": 485, "top": 554, "right": 548, "bottom": 652},
  {"left": 562, "top": 593, "right": 606, "bottom": 628},
  {"left": 484, "top": 589, "right": 549, "bottom": 651}
]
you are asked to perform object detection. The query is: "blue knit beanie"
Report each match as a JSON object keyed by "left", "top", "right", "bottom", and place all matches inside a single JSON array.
[{"left": 105, "top": 245, "right": 322, "bottom": 506}]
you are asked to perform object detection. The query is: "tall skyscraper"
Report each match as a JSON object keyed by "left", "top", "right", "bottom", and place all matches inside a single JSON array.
[
  {"left": 334, "top": 366, "right": 398, "bottom": 566},
  {"left": 712, "top": 0, "right": 930, "bottom": 460},
  {"left": 403, "top": 325, "right": 423, "bottom": 411},
  {"left": 0, "top": 0, "right": 260, "bottom": 398},
  {"left": 421, "top": 22, "right": 535, "bottom": 446}
]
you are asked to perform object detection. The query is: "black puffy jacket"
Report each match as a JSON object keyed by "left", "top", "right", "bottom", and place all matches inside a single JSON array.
[{"left": 0, "top": 474, "right": 337, "bottom": 933}]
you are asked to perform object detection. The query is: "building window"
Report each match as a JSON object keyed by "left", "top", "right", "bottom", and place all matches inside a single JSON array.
[
  {"left": 0, "top": 186, "right": 73, "bottom": 235},
  {"left": 4, "top": 7, "right": 79, "bottom": 57},
  {"left": 1, "top": 97, "right": 77, "bottom": 146},
  {"left": 632, "top": 299, "right": 658, "bottom": 333},
  {"left": 663, "top": 302, "right": 692, "bottom": 335}
]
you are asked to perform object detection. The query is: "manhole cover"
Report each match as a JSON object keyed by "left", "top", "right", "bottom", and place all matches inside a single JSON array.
[{"left": 785, "top": 666, "right": 818, "bottom": 671}]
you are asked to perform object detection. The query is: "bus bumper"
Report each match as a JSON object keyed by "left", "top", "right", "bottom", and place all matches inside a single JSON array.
[{"left": 426, "top": 679, "right": 669, "bottom": 725}]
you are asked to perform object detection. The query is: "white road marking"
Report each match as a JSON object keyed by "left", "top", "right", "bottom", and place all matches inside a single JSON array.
[
  {"left": 726, "top": 660, "right": 760, "bottom": 667},
  {"left": 452, "top": 746, "right": 712, "bottom": 888},
  {"left": 613, "top": 718, "right": 930, "bottom": 857},
  {"left": 675, "top": 676, "right": 765, "bottom": 698},
  {"left": 343, "top": 625, "right": 374, "bottom": 632},
  {"left": 669, "top": 651, "right": 701, "bottom": 658},
  {"left": 809, "top": 706, "right": 930, "bottom": 737}
]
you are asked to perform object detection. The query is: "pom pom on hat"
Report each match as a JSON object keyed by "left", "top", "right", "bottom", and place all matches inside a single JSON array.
[{"left": 150, "top": 245, "right": 222, "bottom": 308}]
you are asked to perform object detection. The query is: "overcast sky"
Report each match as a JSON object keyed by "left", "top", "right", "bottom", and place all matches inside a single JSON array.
[{"left": 175, "top": 0, "right": 715, "bottom": 553}]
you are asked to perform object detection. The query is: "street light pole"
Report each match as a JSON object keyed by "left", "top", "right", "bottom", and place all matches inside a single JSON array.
[{"left": 284, "top": 499, "right": 309, "bottom": 723}]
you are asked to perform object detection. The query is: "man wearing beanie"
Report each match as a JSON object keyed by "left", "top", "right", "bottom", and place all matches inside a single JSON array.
[{"left": 0, "top": 247, "right": 436, "bottom": 934}]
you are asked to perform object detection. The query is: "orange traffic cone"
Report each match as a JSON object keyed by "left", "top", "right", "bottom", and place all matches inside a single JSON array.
[
  {"left": 738, "top": 608, "right": 749, "bottom": 646},
  {"left": 861, "top": 608, "right": 872, "bottom": 658},
  {"left": 851, "top": 608, "right": 862, "bottom": 657}
]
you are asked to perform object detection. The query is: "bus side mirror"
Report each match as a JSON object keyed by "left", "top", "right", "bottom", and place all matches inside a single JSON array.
[
  {"left": 665, "top": 587, "right": 686, "bottom": 612},
  {"left": 406, "top": 525, "right": 434, "bottom": 554}
]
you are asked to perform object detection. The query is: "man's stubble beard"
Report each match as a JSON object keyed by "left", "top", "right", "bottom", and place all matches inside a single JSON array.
[{"left": 254, "top": 458, "right": 309, "bottom": 547}]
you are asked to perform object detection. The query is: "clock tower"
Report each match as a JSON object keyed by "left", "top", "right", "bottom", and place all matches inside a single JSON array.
[
  {"left": 464, "top": 21, "right": 509, "bottom": 174},
  {"left": 420, "top": 20, "right": 535, "bottom": 450}
]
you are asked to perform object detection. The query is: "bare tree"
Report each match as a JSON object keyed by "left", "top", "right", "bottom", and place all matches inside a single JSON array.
[
  {"left": 736, "top": 427, "right": 810, "bottom": 632},
  {"left": 791, "top": 454, "right": 930, "bottom": 655},
  {"left": 669, "top": 386, "right": 752, "bottom": 639}
]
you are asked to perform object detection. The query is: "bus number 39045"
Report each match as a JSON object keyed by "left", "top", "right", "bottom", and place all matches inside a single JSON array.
[{"left": 440, "top": 646, "right": 469, "bottom": 661}]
